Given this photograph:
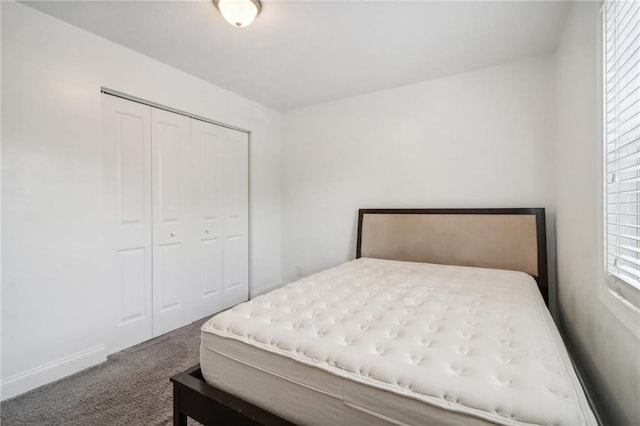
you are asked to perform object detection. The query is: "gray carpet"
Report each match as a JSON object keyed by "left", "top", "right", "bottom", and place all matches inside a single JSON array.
[{"left": 1, "top": 317, "right": 210, "bottom": 426}]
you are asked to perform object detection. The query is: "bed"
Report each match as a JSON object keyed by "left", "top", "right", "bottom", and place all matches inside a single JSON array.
[{"left": 171, "top": 208, "right": 598, "bottom": 426}]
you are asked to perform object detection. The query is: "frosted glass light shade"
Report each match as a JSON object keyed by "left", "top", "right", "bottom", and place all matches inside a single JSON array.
[{"left": 215, "top": 0, "right": 261, "bottom": 28}]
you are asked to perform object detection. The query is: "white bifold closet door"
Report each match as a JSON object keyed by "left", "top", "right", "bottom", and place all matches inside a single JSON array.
[
  {"left": 102, "top": 94, "right": 249, "bottom": 351},
  {"left": 220, "top": 127, "right": 249, "bottom": 310},
  {"left": 102, "top": 95, "right": 153, "bottom": 353},
  {"left": 191, "top": 120, "right": 249, "bottom": 315},
  {"left": 151, "top": 108, "right": 193, "bottom": 337}
]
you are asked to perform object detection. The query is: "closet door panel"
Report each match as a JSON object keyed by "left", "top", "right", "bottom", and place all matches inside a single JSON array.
[
  {"left": 222, "top": 128, "right": 249, "bottom": 310},
  {"left": 201, "top": 238, "right": 222, "bottom": 295},
  {"left": 102, "top": 95, "right": 152, "bottom": 353},
  {"left": 152, "top": 108, "right": 193, "bottom": 337},
  {"left": 191, "top": 119, "right": 224, "bottom": 319},
  {"left": 119, "top": 248, "right": 147, "bottom": 320}
]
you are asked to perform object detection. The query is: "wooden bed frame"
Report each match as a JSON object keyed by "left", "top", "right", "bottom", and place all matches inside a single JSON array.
[{"left": 171, "top": 208, "right": 550, "bottom": 425}]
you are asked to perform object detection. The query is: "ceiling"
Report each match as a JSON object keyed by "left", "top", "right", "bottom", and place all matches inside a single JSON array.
[{"left": 23, "top": 0, "right": 571, "bottom": 111}]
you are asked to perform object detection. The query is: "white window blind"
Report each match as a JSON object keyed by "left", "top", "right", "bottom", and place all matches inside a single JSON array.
[{"left": 605, "top": 0, "right": 640, "bottom": 291}]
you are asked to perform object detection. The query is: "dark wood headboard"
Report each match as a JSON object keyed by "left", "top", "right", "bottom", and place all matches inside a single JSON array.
[{"left": 356, "top": 208, "right": 548, "bottom": 304}]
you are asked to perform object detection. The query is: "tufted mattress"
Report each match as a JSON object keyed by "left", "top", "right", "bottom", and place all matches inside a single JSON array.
[{"left": 200, "top": 258, "right": 597, "bottom": 426}]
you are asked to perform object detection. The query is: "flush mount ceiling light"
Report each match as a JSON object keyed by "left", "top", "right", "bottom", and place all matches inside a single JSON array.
[{"left": 214, "top": 0, "right": 262, "bottom": 28}]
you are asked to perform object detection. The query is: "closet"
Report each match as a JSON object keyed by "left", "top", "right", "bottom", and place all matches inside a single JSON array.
[{"left": 102, "top": 94, "right": 248, "bottom": 353}]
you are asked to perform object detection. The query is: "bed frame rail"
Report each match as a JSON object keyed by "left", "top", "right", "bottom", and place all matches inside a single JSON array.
[{"left": 170, "top": 364, "right": 294, "bottom": 426}]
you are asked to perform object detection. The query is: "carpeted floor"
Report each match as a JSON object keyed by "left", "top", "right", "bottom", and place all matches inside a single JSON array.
[{"left": 1, "top": 317, "right": 210, "bottom": 426}]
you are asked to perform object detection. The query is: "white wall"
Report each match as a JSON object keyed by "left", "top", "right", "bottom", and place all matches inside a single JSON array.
[
  {"left": 554, "top": 3, "right": 640, "bottom": 425},
  {"left": 1, "top": 1, "right": 281, "bottom": 399},
  {"left": 281, "top": 56, "right": 556, "bottom": 297}
]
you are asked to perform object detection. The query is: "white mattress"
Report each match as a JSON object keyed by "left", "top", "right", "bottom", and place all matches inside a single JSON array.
[{"left": 201, "top": 258, "right": 597, "bottom": 426}]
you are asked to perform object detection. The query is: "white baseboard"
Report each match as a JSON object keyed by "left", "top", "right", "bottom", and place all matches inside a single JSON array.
[{"left": 1, "top": 345, "right": 107, "bottom": 401}]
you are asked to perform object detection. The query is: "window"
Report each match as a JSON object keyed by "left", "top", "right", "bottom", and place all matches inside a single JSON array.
[{"left": 604, "top": 0, "right": 640, "bottom": 308}]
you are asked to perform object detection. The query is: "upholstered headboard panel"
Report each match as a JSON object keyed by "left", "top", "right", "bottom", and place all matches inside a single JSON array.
[{"left": 356, "top": 208, "right": 548, "bottom": 304}]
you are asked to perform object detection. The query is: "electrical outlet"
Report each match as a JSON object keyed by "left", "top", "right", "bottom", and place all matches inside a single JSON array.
[{"left": 296, "top": 266, "right": 303, "bottom": 277}]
